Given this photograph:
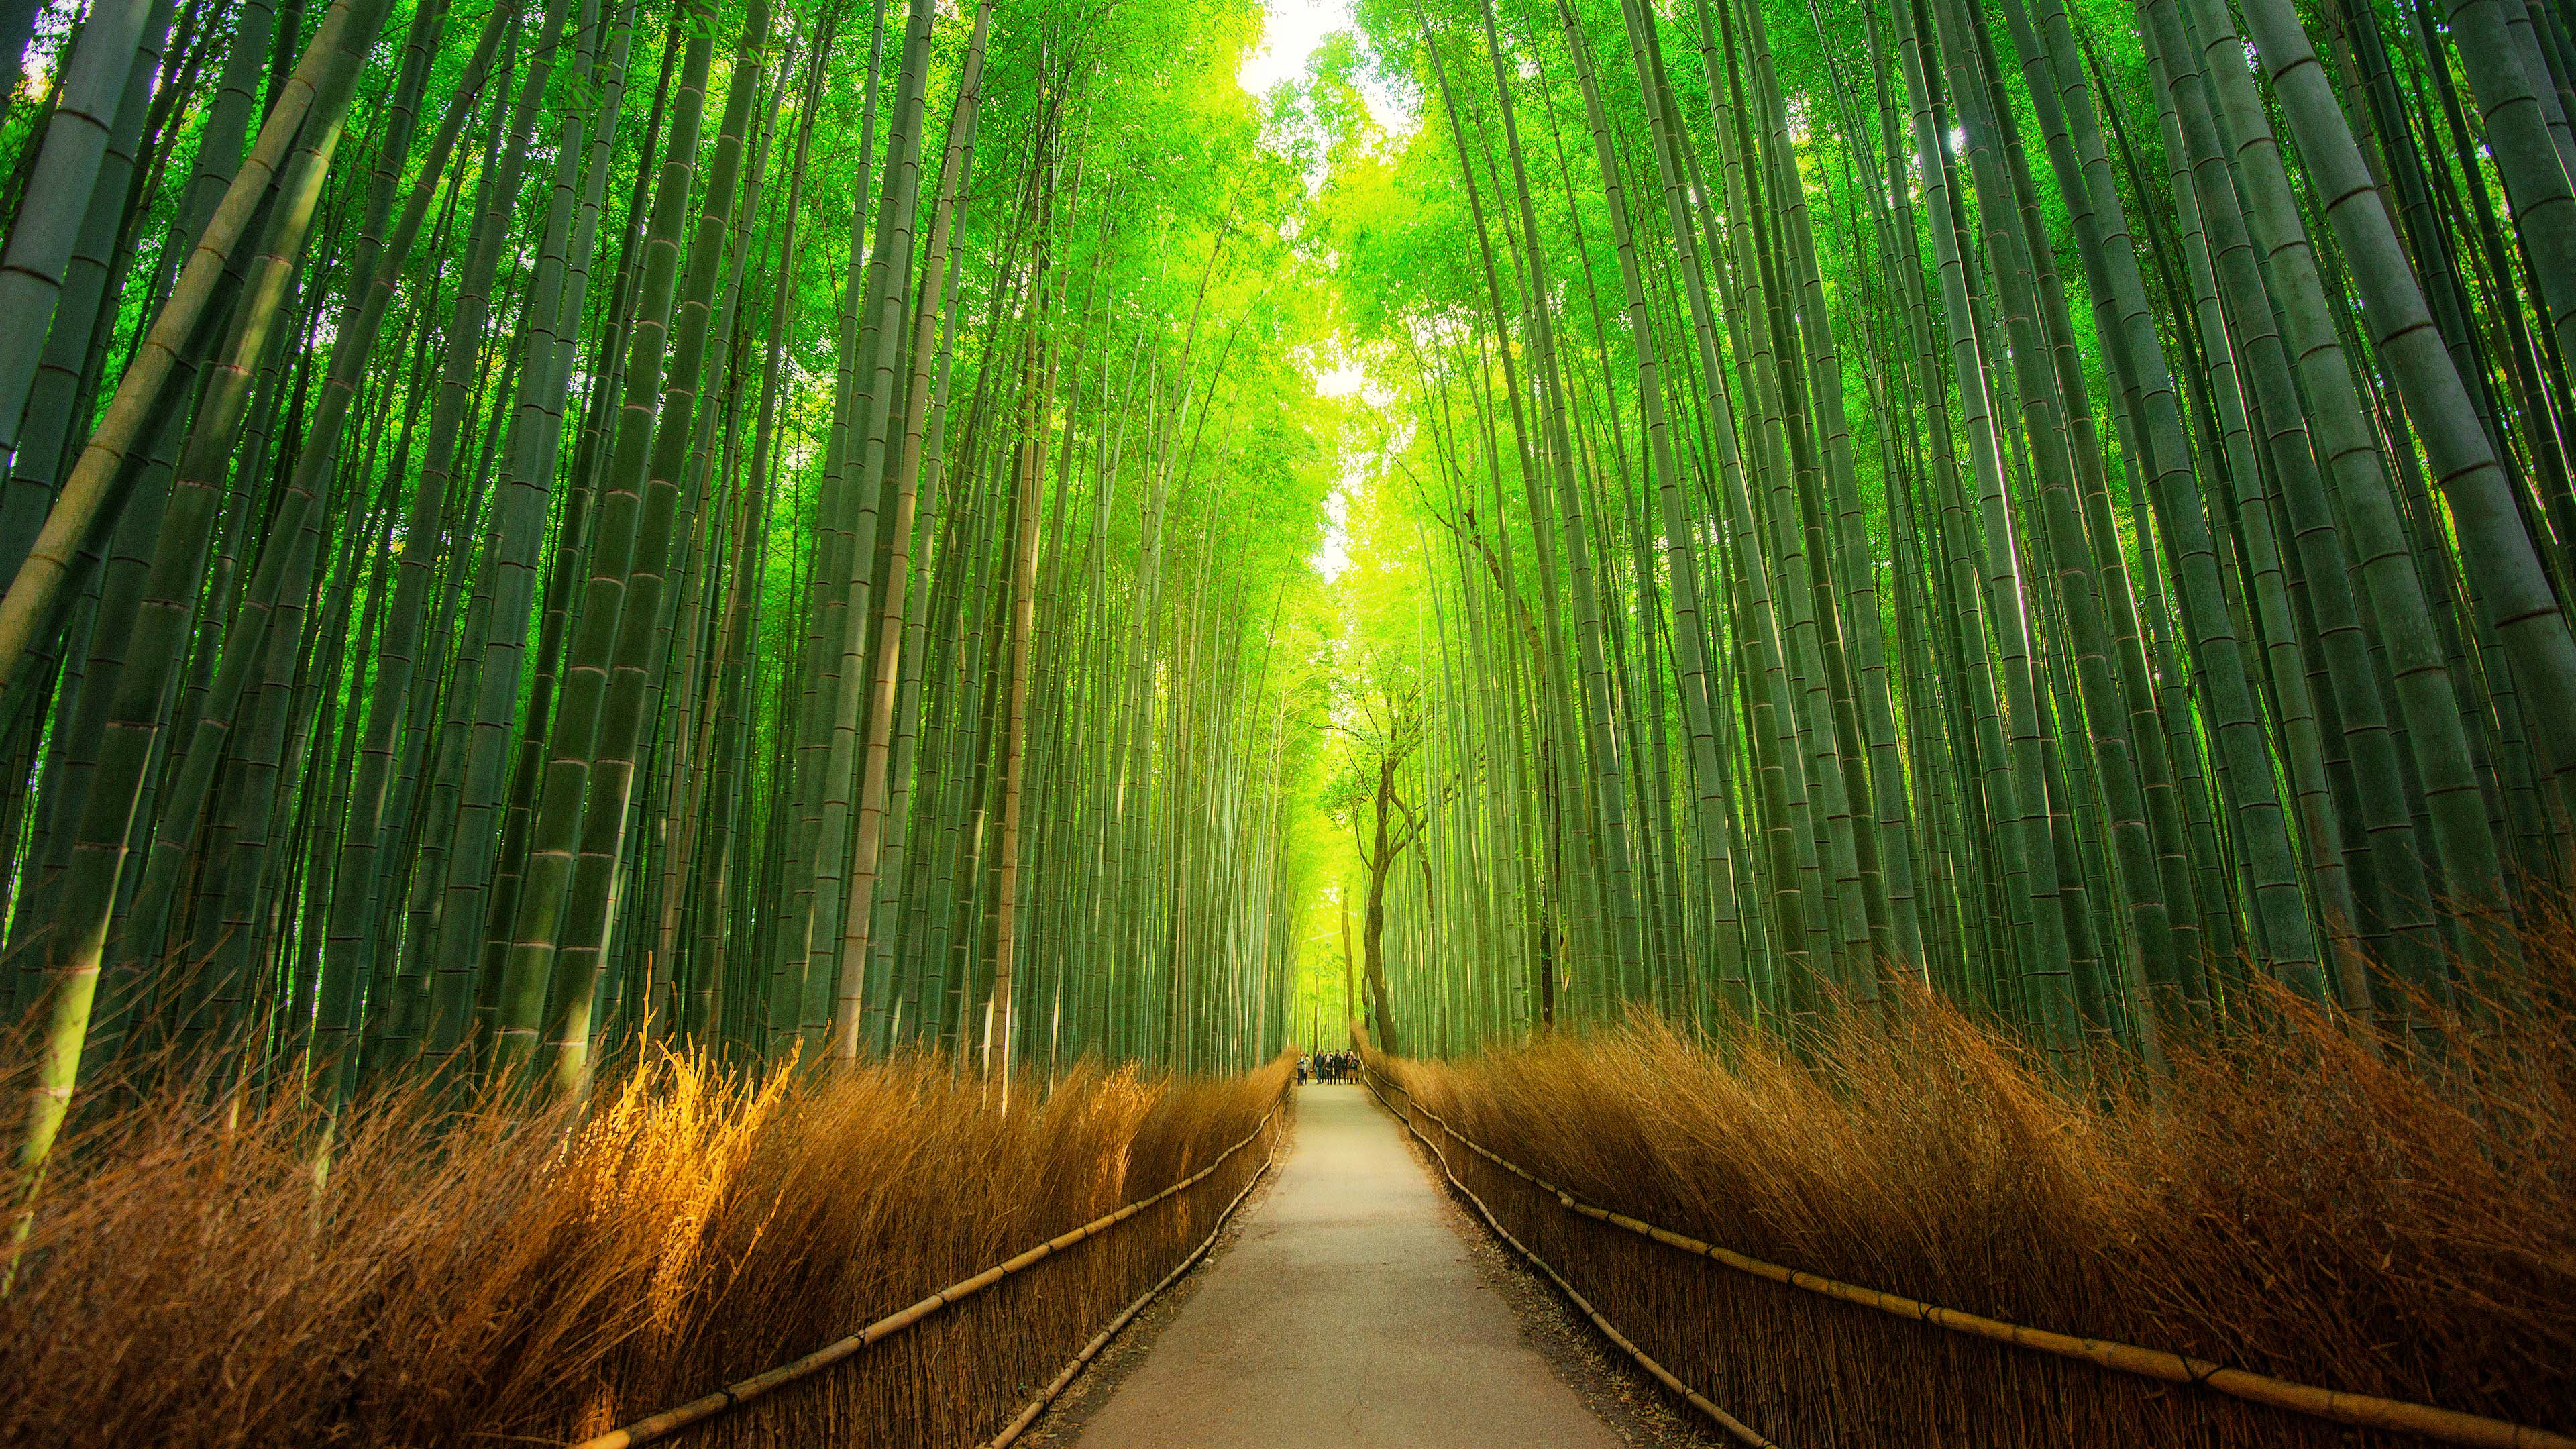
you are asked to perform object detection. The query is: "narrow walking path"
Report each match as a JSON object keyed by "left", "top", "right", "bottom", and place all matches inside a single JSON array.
[{"left": 1069, "top": 1083, "right": 1627, "bottom": 1448}]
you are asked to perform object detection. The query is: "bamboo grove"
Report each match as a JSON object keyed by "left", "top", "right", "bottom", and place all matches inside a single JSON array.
[
  {"left": 0, "top": 0, "right": 1341, "bottom": 1192},
  {"left": 7, "top": 0, "right": 2576, "bottom": 1196},
  {"left": 1316, "top": 0, "right": 2576, "bottom": 1065}
]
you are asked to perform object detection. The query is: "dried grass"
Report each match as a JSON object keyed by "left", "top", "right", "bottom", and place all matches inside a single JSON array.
[
  {"left": 1373, "top": 939, "right": 2576, "bottom": 1446},
  {"left": 0, "top": 1046, "right": 1288, "bottom": 1449}
]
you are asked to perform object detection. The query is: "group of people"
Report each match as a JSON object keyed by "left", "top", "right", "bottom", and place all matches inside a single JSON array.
[{"left": 1297, "top": 1051, "right": 1358, "bottom": 1086}]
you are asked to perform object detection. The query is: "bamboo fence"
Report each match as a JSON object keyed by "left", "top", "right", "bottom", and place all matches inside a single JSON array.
[
  {"left": 1360, "top": 1061, "right": 2569, "bottom": 1449},
  {"left": 571, "top": 1095, "right": 1287, "bottom": 1449}
]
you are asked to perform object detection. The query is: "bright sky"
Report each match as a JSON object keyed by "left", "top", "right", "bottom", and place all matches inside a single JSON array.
[
  {"left": 1239, "top": 0, "right": 1353, "bottom": 96},
  {"left": 1239, "top": 0, "right": 1414, "bottom": 134},
  {"left": 1314, "top": 486, "right": 1354, "bottom": 581},
  {"left": 1240, "top": 0, "right": 1382, "bottom": 582}
]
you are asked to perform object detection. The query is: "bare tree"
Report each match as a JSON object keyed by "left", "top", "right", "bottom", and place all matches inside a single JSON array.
[{"left": 1328, "top": 646, "right": 1428, "bottom": 1056}]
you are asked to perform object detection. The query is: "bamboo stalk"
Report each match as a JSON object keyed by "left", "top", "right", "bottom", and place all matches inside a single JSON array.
[{"left": 0, "top": 0, "right": 380, "bottom": 699}]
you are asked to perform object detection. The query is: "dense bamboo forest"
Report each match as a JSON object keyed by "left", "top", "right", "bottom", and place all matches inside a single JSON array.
[
  {"left": 0, "top": 0, "right": 1336, "bottom": 1151},
  {"left": 1, "top": 0, "right": 2572, "bottom": 1434},
  {"left": 1324, "top": 0, "right": 2576, "bottom": 1063}
]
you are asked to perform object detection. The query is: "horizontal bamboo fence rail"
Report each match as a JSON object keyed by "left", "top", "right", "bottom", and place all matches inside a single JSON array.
[
  {"left": 1360, "top": 1061, "right": 2571, "bottom": 1449},
  {"left": 983, "top": 1138, "right": 1278, "bottom": 1448},
  {"left": 1355, "top": 1065, "right": 1778, "bottom": 1446},
  {"left": 573, "top": 1097, "right": 1286, "bottom": 1449}
]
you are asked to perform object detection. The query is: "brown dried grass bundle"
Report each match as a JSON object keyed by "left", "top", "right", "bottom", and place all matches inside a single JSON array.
[
  {"left": 0, "top": 1048, "right": 1288, "bottom": 1449},
  {"left": 1378, "top": 943, "right": 2575, "bottom": 1446}
]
